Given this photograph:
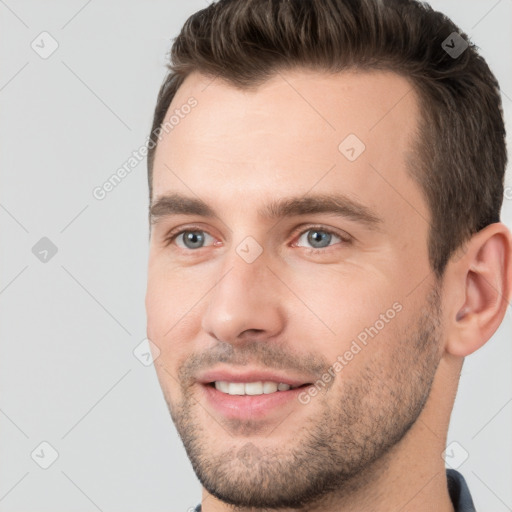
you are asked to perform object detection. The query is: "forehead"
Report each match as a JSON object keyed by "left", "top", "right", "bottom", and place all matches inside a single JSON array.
[{"left": 151, "top": 68, "right": 428, "bottom": 230}]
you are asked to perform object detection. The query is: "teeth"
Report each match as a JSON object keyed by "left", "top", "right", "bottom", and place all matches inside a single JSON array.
[
  {"left": 263, "top": 382, "right": 278, "bottom": 394},
  {"left": 216, "top": 381, "right": 230, "bottom": 393},
  {"left": 229, "top": 383, "right": 245, "bottom": 395},
  {"left": 245, "top": 382, "right": 263, "bottom": 395},
  {"left": 214, "top": 381, "right": 294, "bottom": 396}
]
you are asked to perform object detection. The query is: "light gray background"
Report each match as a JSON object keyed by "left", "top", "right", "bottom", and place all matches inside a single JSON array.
[{"left": 0, "top": 1, "right": 511, "bottom": 511}]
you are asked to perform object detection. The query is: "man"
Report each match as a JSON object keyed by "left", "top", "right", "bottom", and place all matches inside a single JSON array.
[{"left": 145, "top": 0, "right": 511, "bottom": 510}]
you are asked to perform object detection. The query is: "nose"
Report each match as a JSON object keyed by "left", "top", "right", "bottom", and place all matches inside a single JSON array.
[{"left": 201, "top": 250, "right": 286, "bottom": 345}]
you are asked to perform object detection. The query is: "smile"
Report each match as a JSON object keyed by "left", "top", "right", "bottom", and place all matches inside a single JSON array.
[{"left": 212, "top": 381, "right": 305, "bottom": 396}]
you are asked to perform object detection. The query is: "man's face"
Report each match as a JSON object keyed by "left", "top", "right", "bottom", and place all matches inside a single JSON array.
[{"left": 146, "top": 69, "right": 444, "bottom": 508}]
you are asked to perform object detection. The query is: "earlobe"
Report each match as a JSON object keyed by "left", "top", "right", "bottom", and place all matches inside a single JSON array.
[{"left": 445, "top": 223, "right": 512, "bottom": 357}]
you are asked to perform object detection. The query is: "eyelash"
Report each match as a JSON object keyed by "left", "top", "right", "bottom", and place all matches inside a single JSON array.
[{"left": 163, "top": 225, "right": 352, "bottom": 254}]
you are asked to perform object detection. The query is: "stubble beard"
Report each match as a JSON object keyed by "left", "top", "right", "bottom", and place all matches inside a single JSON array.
[{"left": 165, "top": 285, "right": 443, "bottom": 509}]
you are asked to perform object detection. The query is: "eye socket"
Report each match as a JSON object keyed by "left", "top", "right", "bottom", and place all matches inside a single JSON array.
[
  {"left": 172, "top": 229, "right": 216, "bottom": 250},
  {"left": 163, "top": 225, "right": 351, "bottom": 252},
  {"left": 294, "top": 227, "right": 346, "bottom": 251}
]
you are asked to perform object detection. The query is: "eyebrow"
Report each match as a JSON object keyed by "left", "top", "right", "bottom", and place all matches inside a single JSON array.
[{"left": 149, "top": 192, "right": 383, "bottom": 230}]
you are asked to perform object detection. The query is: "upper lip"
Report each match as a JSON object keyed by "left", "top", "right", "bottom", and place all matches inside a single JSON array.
[{"left": 197, "top": 367, "right": 314, "bottom": 387}]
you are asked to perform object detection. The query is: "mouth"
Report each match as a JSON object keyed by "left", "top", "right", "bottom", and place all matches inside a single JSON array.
[
  {"left": 207, "top": 380, "right": 311, "bottom": 396},
  {"left": 197, "top": 369, "right": 316, "bottom": 421}
]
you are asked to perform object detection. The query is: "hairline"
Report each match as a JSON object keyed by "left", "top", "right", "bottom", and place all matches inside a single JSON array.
[{"left": 148, "top": 65, "right": 430, "bottom": 195}]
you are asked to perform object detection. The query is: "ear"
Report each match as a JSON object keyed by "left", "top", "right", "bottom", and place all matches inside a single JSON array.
[{"left": 443, "top": 222, "right": 512, "bottom": 357}]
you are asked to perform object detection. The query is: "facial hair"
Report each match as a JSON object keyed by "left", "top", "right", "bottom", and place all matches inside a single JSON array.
[{"left": 163, "top": 284, "right": 443, "bottom": 509}]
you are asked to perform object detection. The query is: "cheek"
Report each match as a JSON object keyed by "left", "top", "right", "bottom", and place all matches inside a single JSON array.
[
  {"left": 145, "top": 277, "right": 170, "bottom": 341},
  {"left": 287, "top": 266, "right": 399, "bottom": 341},
  {"left": 146, "top": 259, "right": 194, "bottom": 330},
  {"left": 145, "top": 265, "right": 205, "bottom": 366},
  {"left": 283, "top": 269, "right": 410, "bottom": 385}
]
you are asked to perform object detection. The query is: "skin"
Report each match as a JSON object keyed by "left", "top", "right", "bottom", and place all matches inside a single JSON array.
[{"left": 145, "top": 68, "right": 512, "bottom": 512}]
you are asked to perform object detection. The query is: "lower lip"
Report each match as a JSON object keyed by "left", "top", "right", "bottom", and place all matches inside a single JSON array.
[{"left": 201, "top": 384, "right": 309, "bottom": 420}]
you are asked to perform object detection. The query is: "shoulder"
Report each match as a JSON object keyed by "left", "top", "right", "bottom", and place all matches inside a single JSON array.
[{"left": 447, "top": 469, "right": 476, "bottom": 512}]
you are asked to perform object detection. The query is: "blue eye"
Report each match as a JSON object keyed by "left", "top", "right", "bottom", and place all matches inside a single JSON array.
[
  {"left": 174, "top": 230, "right": 215, "bottom": 250},
  {"left": 296, "top": 228, "right": 343, "bottom": 250},
  {"left": 165, "top": 225, "right": 349, "bottom": 252}
]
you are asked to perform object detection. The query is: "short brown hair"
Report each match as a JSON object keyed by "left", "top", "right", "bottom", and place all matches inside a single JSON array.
[{"left": 147, "top": 0, "right": 507, "bottom": 279}]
